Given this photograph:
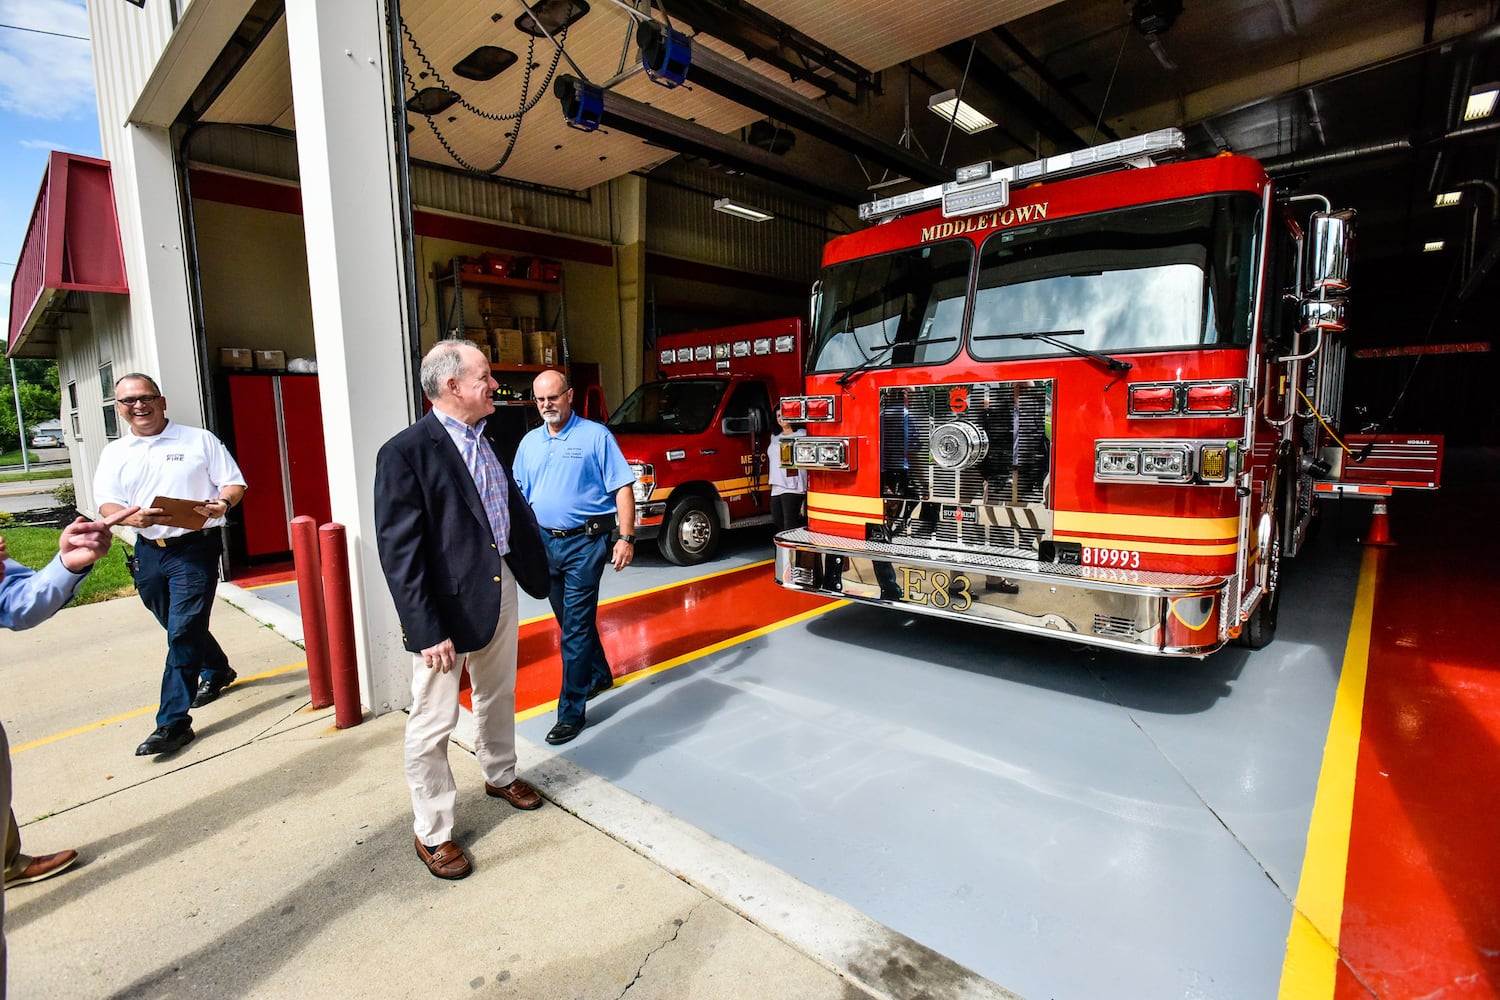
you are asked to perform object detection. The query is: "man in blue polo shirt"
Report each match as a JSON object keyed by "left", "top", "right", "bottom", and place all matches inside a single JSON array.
[{"left": 512, "top": 369, "right": 636, "bottom": 746}]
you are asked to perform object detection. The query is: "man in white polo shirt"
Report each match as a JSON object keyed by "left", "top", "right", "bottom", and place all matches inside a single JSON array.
[{"left": 94, "top": 373, "right": 247, "bottom": 758}]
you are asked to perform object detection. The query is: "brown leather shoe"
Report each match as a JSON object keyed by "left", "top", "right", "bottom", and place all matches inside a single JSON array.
[
  {"left": 414, "top": 837, "right": 471, "bottom": 879},
  {"left": 3, "top": 849, "right": 80, "bottom": 889},
  {"left": 485, "top": 777, "right": 543, "bottom": 810}
]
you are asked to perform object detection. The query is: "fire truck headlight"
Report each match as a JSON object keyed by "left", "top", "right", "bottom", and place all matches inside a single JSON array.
[
  {"left": 629, "top": 463, "right": 655, "bottom": 502},
  {"left": 792, "top": 440, "right": 820, "bottom": 465},
  {"left": 1141, "top": 448, "right": 1189, "bottom": 480},
  {"left": 788, "top": 438, "right": 854, "bottom": 471},
  {"left": 817, "top": 442, "right": 845, "bottom": 465},
  {"left": 1096, "top": 447, "right": 1140, "bottom": 477}
]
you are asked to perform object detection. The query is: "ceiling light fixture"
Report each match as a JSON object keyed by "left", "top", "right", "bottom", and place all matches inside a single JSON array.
[
  {"left": 1423, "top": 240, "right": 1446, "bottom": 252},
  {"left": 515, "top": 0, "right": 590, "bottom": 37},
  {"left": 406, "top": 87, "right": 461, "bottom": 116},
  {"left": 927, "top": 90, "right": 996, "bottom": 135},
  {"left": 713, "top": 198, "right": 774, "bottom": 222},
  {"left": 1434, "top": 191, "right": 1463, "bottom": 208},
  {"left": 1464, "top": 84, "right": 1498, "bottom": 121}
]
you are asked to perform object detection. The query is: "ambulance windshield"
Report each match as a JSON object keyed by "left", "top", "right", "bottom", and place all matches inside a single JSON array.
[
  {"left": 607, "top": 378, "right": 729, "bottom": 435},
  {"left": 969, "top": 193, "right": 1261, "bottom": 360}
]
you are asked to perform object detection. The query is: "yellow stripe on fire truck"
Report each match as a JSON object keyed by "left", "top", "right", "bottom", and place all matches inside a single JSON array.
[
  {"left": 649, "top": 475, "right": 766, "bottom": 503},
  {"left": 1054, "top": 510, "right": 1240, "bottom": 541}
]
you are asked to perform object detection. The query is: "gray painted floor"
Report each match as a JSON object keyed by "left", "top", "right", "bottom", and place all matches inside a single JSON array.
[{"left": 513, "top": 524, "right": 1363, "bottom": 1000}]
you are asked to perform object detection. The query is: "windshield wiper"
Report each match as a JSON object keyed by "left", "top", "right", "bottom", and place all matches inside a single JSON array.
[
  {"left": 836, "top": 334, "right": 958, "bottom": 386},
  {"left": 973, "top": 329, "right": 1132, "bottom": 372}
]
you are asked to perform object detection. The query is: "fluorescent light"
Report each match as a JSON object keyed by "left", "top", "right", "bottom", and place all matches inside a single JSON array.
[
  {"left": 1434, "top": 191, "right": 1463, "bottom": 208},
  {"left": 927, "top": 90, "right": 996, "bottom": 135},
  {"left": 1464, "top": 84, "right": 1498, "bottom": 121},
  {"left": 1423, "top": 240, "right": 1445, "bottom": 252},
  {"left": 712, "top": 197, "right": 773, "bottom": 222}
]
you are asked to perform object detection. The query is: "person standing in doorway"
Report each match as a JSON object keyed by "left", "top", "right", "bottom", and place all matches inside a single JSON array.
[
  {"left": 3, "top": 508, "right": 136, "bottom": 992},
  {"left": 93, "top": 374, "right": 247, "bottom": 758},
  {"left": 374, "top": 339, "right": 551, "bottom": 880},
  {"left": 768, "top": 414, "right": 807, "bottom": 530},
  {"left": 512, "top": 369, "right": 637, "bottom": 747}
]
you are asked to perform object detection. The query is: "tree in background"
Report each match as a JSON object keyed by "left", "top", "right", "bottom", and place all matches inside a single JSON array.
[{"left": 1, "top": 360, "right": 62, "bottom": 450}]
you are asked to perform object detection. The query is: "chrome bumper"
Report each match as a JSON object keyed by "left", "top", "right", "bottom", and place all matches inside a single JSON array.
[{"left": 773, "top": 528, "right": 1230, "bottom": 657}]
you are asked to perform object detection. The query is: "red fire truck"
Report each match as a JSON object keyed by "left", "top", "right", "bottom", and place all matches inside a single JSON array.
[
  {"left": 611, "top": 317, "right": 804, "bottom": 564},
  {"left": 774, "top": 127, "right": 1378, "bottom": 656}
]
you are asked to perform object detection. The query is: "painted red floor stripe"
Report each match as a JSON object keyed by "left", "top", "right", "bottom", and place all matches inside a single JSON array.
[
  {"left": 1336, "top": 455, "right": 1500, "bottom": 998},
  {"left": 458, "top": 561, "right": 831, "bottom": 714}
]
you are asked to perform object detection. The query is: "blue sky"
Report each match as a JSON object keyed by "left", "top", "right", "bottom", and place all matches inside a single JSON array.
[{"left": 1, "top": 0, "right": 100, "bottom": 337}]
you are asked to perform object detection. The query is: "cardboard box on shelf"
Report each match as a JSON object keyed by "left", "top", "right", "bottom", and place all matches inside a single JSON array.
[
  {"left": 489, "top": 328, "right": 525, "bottom": 366},
  {"left": 463, "top": 328, "right": 489, "bottom": 350},
  {"left": 524, "top": 331, "right": 559, "bottom": 367},
  {"left": 477, "top": 294, "right": 513, "bottom": 317},
  {"left": 220, "top": 348, "right": 254, "bottom": 370},
  {"left": 254, "top": 350, "right": 287, "bottom": 372}
]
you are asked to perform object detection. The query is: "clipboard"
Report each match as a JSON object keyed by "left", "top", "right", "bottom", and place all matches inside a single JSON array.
[{"left": 150, "top": 496, "right": 210, "bottom": 531}]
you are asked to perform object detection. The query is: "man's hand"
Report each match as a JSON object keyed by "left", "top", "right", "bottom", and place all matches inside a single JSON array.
[
  {"left": 420, "top": 638, "right": 460, "bottom": 673},
  {"left": 58, "top": 506, "right": 139, "bottom": 572},
  {"left": 611, "top": 538, "right": 634, "bottom": 572},
  {"left": 101, "top": 502, "right": 166, "bottom": 530}
]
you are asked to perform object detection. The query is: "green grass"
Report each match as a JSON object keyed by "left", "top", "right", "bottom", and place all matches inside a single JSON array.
[
  {"left": 0, "top": 448, "right": 42, "bottom": 467},
  {"left": 0, "top": 467, "right": 72, "bottom": 485},
  {"left": 0, "top": 525, "right": 136, "bottom": 606}
]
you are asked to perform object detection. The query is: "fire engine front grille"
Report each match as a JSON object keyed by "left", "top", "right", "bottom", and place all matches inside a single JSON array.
[{"left": 879, "top": 381, "right": 1053, "bottom": 556}]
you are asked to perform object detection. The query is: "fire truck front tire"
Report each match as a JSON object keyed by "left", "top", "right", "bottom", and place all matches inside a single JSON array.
[{"left": 660, "top": 495, "right": 720, "bottom": 566}]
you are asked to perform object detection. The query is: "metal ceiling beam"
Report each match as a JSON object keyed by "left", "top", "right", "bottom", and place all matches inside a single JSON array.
[
  {"left": 639, "top": 23, "right": 947, "bottom": 185},
  {"left": 990, "top": 27, "right": 1118, "bottom": 142},
  {"left": 937, "top": 41, "right": 1084, "bottom": 153},
  {"left": 662, "top": 0, "right": 874, "bottom": 104},
  {"left": 554, "top": 76, "right": 865, "bottom": 207}
]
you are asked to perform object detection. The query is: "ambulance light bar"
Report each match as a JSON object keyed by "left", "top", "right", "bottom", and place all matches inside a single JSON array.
[{"left": 860, "top": 127, "right": 1187, "bottom": 223}]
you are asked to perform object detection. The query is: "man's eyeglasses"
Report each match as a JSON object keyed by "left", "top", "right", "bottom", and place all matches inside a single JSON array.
[{"left": 117, "top": 395, "right": 161, "bottom": 407}]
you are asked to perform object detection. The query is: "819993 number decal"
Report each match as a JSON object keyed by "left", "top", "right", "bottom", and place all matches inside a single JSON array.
[{"left": 1082, "top": 547, "right": 1140, "bottom": 569}]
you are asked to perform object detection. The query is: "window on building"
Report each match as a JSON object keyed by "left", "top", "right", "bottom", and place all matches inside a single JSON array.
[
  {"left": 68, "top": 381, "right": 79, "bottom": 439},
  {"left": 100, "top": 363, "right": 118, "bottom": 439}
]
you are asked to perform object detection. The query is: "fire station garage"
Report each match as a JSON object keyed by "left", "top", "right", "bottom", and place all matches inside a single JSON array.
[{"left": 6, "top": 2, "right": 1499, "bottom": 998}]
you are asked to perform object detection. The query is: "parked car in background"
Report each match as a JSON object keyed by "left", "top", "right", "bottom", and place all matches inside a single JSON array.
[{"left": 30, "top": 433, "right": 62, "bottom": 448}]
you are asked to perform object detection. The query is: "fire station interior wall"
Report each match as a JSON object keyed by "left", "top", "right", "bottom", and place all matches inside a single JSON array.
[{"left": 192, "top": 198, "right": 316, "bottom": 360}]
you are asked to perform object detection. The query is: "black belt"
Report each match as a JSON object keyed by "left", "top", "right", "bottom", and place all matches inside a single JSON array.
[
  {"left": 150, "top": 531, "right": 207, "bottom": 549},
  {"left": 543, "top": 525, "right": 587, "bottom": 538}
]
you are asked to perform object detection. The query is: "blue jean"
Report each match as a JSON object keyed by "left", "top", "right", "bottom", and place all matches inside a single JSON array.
[
  {"left": 542, "top": 532, "right": 613, "bottom": 726},
  {"left": 132, "top": 533, "right": 231, "bottom": 728}
]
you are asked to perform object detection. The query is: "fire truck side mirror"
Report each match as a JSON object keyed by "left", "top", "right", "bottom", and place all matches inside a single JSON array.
[
  {"left": 1307, "top": 209, "right": 1355, "bottom": 295},
  {"left": 721, "top": 410, "right": 767, "bottom": 437}
]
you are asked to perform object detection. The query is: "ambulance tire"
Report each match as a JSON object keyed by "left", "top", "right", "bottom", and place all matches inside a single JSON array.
[{"left": 660, "top": 495, "right": 720, "bottom": 566}]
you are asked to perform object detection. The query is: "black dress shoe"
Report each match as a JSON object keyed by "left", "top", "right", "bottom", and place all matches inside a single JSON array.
[
  {"left": 191, "top": 668, "right": 238, "bottom": 708},
  {"left": 135, "top": 722, "right": 195, "bottom": 756},
  {"left": 544, "top": 721, "right": 584, "bottom": 746},
  {"left": 586, "top": 675, "right": 614, "bottom": 700}
]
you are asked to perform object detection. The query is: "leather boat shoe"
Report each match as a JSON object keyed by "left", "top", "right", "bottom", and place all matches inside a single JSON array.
[
  {"left": 135, "top": 722, "right": 195, "bottom": 756},
  {"left": 4, "top": 849, "right": 80, "bottom": 889},
  {"left": 414, "top": 837, "right": 471, "bottom": 879},
  {"left": 191, "top": 668, "right": 238, "bottom": 708},
  {"left": 544, "top": 721, "right": 584, "bottom": 745},
  {"left": 485, "top": 777, "right": 543, "bottom": 810}
]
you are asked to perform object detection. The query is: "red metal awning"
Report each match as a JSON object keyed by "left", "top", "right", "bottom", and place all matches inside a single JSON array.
[{"left": 6, "top": 152, "right": 129, "bottom": 359}]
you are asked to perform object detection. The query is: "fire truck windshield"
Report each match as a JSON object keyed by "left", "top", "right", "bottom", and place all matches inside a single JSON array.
[
  {"left": 969, "top": 193, "right": 1260, "bottom": 360},
  {"left": 607, "top": 378, "right": 729, "bottom": 435},
  {"left": 808, "top": 240, "right": 971, "bottom": 374}
]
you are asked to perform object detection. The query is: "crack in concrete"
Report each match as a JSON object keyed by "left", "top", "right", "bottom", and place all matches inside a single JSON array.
[{"left": 617, "top": 898, "right": 708, "bottom": 998}]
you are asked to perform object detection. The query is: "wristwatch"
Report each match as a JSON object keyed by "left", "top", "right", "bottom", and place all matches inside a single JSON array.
[{"left": 618, "top": 534, "right": 636, "bottom": 545}]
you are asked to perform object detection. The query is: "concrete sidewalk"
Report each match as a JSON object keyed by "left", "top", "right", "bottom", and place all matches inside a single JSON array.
[{"left": 3, "top": 588, "right": 1014, "bottom": 999}]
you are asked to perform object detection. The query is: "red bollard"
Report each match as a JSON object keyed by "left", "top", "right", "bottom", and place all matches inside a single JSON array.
[
  {"left": 318, "top": 522, "right": 363, "bottom": 728},
  {"left": 291, "top": 516, "right": 334, "bottom": 709}
]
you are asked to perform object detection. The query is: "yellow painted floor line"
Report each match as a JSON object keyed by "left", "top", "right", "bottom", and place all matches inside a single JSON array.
[
  {"left": 516, "top": 598, "right": 848, "bottom": 723},
  {"left": 8, "top": 661, "right": 309, "bottom": 755},
  {"left": 1277, "top": 547, "right": 1379, "bottom": 999},
  {"left": 518, "top": 559, "right": 776, "bottom": 628}
]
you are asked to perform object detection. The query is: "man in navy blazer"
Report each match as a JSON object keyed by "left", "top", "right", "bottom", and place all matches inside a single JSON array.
[{"left": 374, "top": 338, "right": 550, "bottom": 880}]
